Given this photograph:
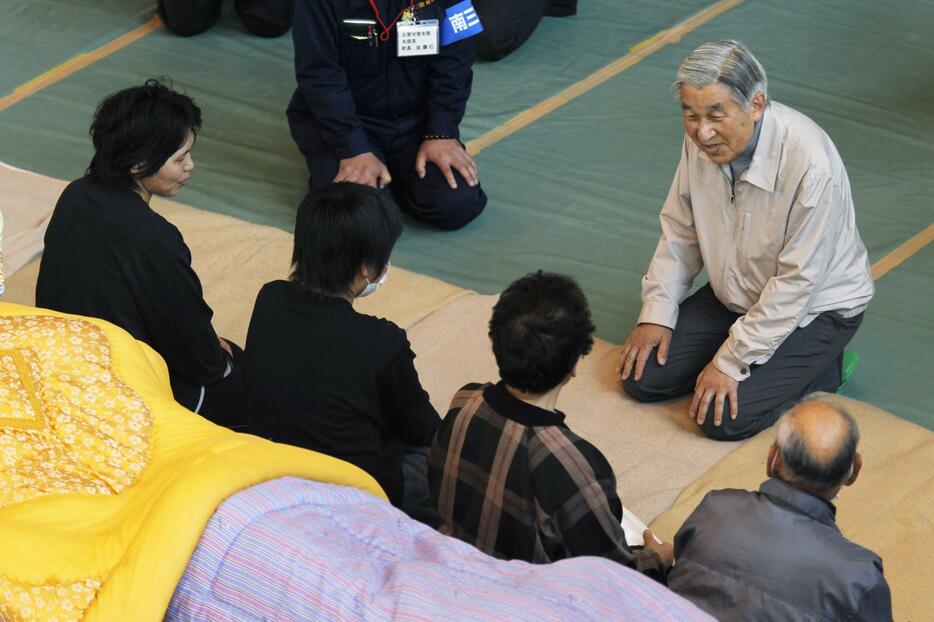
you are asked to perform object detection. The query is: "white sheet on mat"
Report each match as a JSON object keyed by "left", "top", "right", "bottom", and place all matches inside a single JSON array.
[{"left": 0, "top": 160, "right": 63, "bottom": 278}]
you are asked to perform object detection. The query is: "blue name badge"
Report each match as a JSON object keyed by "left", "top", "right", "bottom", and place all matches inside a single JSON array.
[{"left": 440, "top": 0, "right": 483, "bottom": 46}]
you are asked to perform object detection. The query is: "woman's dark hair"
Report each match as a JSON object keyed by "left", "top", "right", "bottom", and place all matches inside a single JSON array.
[
  {"left": 86, "top": 79, "right": 201, "bottom": 190},
  {"left": 489, "top": 271, "right": 595, "bottom": 395},
  {"left": 291, "top": 183, "right": 403, "bottom": 296}
]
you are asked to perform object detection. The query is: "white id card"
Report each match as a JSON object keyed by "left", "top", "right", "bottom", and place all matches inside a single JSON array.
[{"left": 397, "top": 20, "right": 439, "bottom": 57}]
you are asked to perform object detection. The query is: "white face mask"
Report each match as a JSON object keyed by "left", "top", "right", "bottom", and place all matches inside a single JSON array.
[{"left": 357, "top": 262, "right": 389, "bottom": 298}]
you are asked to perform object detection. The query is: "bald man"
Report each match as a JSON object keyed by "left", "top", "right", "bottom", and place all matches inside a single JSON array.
[{"left": 667, "top": 399, "right": 893, "bottom": 621}]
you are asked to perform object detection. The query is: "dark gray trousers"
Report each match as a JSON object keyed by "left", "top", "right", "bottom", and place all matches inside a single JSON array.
[
  {"left": 623, "top": 284, "right": 863, "bottom": 441},
  {"left": 158, "top": 0, "right": 293, "bottom": 37},
  {"left": 401, "top": 446, "right": 441, "bottom": 528}
]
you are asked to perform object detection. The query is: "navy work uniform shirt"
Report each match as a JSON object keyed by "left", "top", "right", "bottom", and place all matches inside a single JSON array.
[{"left": 287, "top": 0, "right": 477, "bottom": 159}]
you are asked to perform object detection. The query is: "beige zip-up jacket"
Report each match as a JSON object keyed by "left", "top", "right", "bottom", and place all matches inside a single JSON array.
[{"left": 638, "top": 101, "right": 874, "bottom": 381}]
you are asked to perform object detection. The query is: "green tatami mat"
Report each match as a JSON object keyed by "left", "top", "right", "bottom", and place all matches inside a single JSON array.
[
  {"left": 844, "top": 246, "right": 934, "bottom": 430},
  {"left": 0, "top": 0, "right": 153, "bottom": 94},
  {"left": 0, "top": 0, "right": 713, "bottom": 226},
  {"left": 0, "top": 0, "right": 932, "bottom": 428}
]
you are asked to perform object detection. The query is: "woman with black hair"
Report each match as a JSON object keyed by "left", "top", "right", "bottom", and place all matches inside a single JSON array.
[
  {"left": 242, "top": 183, "right": 441, "bottom": 525},
  {"left": 36, "top": 80, "right": 243, "bottom": 428}
]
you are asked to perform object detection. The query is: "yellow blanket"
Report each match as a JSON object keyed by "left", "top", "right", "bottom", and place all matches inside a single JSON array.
[{"left": 0, "top": 302, "right": 385, "bottom": 621}]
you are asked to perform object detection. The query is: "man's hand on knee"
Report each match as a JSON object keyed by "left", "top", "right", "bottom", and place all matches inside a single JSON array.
[
  {"left": 415, "top": 139, "right": 479, "bottom": 189},
  {"left": 617, "top": 323, "right": 672, "bottom": 381},
  {"left": 334, "top": 152, "right": 392, "bottom": 189},
  {"left": 690, "top": 361, "right": 739, "bottom": 426}
]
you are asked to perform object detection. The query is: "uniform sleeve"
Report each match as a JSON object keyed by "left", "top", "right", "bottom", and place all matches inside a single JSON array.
[
  {"left": 292, "top": 0, "right": 372, "bottom": 159},
  {"left": 712, "top": 170, "right": 844, "bottom": 381},
  {"left": 121, "top": 231, "right": 227, "bottom": 386},
  {"left": 376, "top": 336, "right": 442, "bottom": 447},
  {"left": 533, "top": 432, "right": 668, "bottom": 582},
  {"left": 424, "top": 1, "right": 477, "bottom": 138},
  {"left": 638, "top": 138, "right": 704, "bottom": 329}
]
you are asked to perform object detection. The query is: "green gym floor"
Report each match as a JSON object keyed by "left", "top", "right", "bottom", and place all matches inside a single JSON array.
[{"left": 2, "top": 0, "right": 932, "bottom": 428}]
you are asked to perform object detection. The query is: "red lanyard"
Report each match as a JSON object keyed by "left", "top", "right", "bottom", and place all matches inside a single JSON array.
[{"left": 367, "top": 0, "right": 415, "bottom": 42}]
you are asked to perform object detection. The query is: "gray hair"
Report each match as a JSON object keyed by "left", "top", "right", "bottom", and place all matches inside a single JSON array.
[
  {"left": 775, "top": 399, "right": 859, "bottom": 493},
  {"left": 674, "top": 40, "right": 768, "bottom": 109}
]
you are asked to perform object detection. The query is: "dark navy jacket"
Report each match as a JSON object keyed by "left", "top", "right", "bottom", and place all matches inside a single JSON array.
[
  {"left": 287, "top": 0, "right": 476, "bottom": 159},
  {"left": 668, "top": 478, "right": 893, "bottom": 621}
]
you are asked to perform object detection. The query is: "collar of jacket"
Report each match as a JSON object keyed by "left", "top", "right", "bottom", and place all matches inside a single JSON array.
[
  {"left": 739, "top": 102, "right": 782, "bottom": 193},
  {"left": 482, "top": 381, "right": 567, "bottom": 427},
  {"left": 759, "top": 476, "right": 838, "bottom": 528}
]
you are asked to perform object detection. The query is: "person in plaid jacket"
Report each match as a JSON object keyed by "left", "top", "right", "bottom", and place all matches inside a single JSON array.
[{"left": 428, "top": 271, "right": 673, "bottom": 582}]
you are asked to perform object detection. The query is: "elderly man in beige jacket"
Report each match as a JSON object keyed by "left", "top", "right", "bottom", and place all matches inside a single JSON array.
[{"left": 618, "top": 40, "right": 874, "bottom": 441}]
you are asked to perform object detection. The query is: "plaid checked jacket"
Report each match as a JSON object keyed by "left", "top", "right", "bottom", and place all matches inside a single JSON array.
[{"left": 428, "top": 382, "right": 667, "bottom": 582}]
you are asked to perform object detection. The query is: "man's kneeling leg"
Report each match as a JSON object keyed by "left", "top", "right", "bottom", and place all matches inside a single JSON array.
[
  {"left": 622, "top": 354, "right": 696, "bottom": 403},
  {"left": 623, "top": 284, "right": 738, "bottom": 403},
  {"left": 159, "top": 0, "right": 222, "bottom": 36},
  {"left": 697, "top": 392, "right": 783, "bottom": 441},
  {"left": 395, "top": 167, "right": 486, "bottom": 230},
  {"left": 386, "top": 141, "right": 486, "bottom": 230},
  {"left": 698, "top": 311, "right": 863, "bottom": 441},
  {"left": 235, "top": 0, "right": 293, "bottom": 37}
]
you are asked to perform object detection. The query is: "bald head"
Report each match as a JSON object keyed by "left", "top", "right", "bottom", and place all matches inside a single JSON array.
[{"left": 774, "top": 400, "right": 859, "bottom": 494}]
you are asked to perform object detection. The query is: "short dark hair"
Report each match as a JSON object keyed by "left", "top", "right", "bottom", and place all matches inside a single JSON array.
[
  {"left": 489, "top": 271, "right": 595, "bottom": 394},
  {"left": 777, "top": 401, "right": 860, "bottom": 492},
  {"left": 86, "top": 79, "right": 201, "bottom": 190},
  {"left": 291, "top": 183, "right": 403, "bottom": 296}
]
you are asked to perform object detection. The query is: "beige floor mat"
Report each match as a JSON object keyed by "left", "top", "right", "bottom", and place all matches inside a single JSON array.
[{"left": 649, "top": 392, "right": 934, "bottom": 622}]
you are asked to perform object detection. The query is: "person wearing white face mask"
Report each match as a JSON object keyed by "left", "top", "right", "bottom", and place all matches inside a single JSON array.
[
  {"left": 667, "top": 398, "right": 893, "bottom": 621},
  {"left": 357, "top": 260, "right": 390, "bottom": 298},
  {"left": 242, "top": 182, "right": 441, "bottom": 525}
]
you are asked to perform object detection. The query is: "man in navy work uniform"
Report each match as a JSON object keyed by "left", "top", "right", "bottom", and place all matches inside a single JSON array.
[{"left": 288, "top": 0, "right": 488, "bottom": 230}]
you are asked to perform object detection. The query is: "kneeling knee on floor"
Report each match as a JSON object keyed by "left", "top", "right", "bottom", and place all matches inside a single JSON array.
[
  {"left": 698, "top": 406, "right": 771, "bottom": 441},
  {"left": 622, "top": 374, "right": 678, "bottom": 402},
  {"left": 428, "top": 195, "right": 486, "bottom": 230}
]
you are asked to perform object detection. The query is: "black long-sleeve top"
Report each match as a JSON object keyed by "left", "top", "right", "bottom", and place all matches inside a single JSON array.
[
  {"left": 36, "top": 177, "right": 227, "bottom": 403},
  {"left": 286, "top": 0, "right": 476, "bottom": 159},
  {"left": 242, "top": 280, "right": 441, "bottom": 503}
]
